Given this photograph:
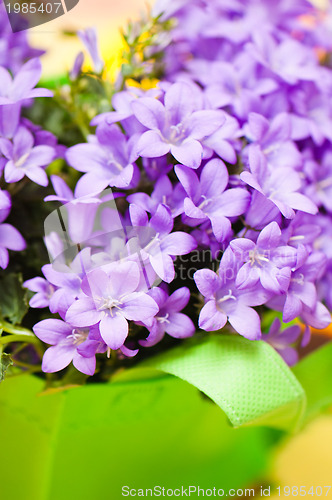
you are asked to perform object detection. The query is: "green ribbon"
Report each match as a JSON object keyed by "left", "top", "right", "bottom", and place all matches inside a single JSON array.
[
  {"left": 115, "top": 334, "right": 332, "bottom": 432},
  {"left": 141, "top": 335, "right": 307, "bottom": 431}
]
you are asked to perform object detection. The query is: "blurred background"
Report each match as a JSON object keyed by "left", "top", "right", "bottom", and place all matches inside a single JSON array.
[
  {"left": 28, "top": 0, "right": 332, "bottom": 496},
  {"left": 29, "top": 0, "right": 154, "bottom": 76}
]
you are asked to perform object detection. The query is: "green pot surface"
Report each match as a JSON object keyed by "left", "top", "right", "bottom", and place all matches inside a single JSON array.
[{"left": 0, "top": 374, "right": 278, "bottom": 500}]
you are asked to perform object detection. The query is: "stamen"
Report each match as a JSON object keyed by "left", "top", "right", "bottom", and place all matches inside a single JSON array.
[
  {"left": 68, "top": 328, "right": 88, "bottom": 346},
  {"left": 143, "top": 233, "right": 160, "bottom": 253},
  {"left": 317, "top": 177, "right": 332, "bottom": 190},
  {"left": 291, "top": 273, "right": 305, "bottom": 285},
  {"left": 289, "top": 235, "right": 305, "bottom": 241},
  {"left": 15, "top": 152, "right": 30, "bottom": 168},
  {"left": 157, "top": 313, "right": 170, "bottom": 324},
  {"left": 249, "top": 249, "right": 269, "bottom": 267},
  {"left": 198, "top": 195, "right": 209, "bottom": 210},
  {"left": 218, "top": 289, "right": 237, "bottom": 304}
]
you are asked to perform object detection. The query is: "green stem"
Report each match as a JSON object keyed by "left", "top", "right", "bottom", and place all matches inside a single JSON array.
[
  {"left": 12, "top": 359, "right": 40, "bottom": 370},
  {"left": 1, "top": 322, "right": 35, "bottom": 337},
  {"left": 0, "top": 334, "right": 40, "bottom": 346},
  {"left": 8, "top": 366, "right": 41, "bottom": 377}
]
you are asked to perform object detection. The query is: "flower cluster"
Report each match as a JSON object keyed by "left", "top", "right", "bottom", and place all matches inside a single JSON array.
[
  {"left": 0, "top": 3, "right": 59, "bottom": 270},
  {"left": 27, "top": 0, "right": 332, "bottom": 375}
]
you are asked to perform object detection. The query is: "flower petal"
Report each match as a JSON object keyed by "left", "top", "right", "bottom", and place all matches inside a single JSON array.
[
  {"left": 66, "top": 297, "right": 102, "bottom": 327},
  {"left": 170, "top": 138, "right": 203, "bottom": 169},
  {"left": 72, "top": 352, "right": 96, "bottom": 376},
  {"left": 228, "top": 305, "right": 261, "bottom": 340},
  {"left": 42, "top": 344, "right": 75, "bottom": 373},
  {"left": 33, "top": 319, "right": 72, "bottom": 344},
  {"left": 136, "top": 130, "right": 170, "bottom": 158},
  {"left": 198, "top": 299, "right": 227, "bottom": 331},
  {"left": 99, "top": 313, "right": 128, "bottom": 349},
  {"left": 165, "top": 312, "right": 195, "bottom": 338},
  {"left": 121, "top": 292, "right": 158, "bottom": 321}
]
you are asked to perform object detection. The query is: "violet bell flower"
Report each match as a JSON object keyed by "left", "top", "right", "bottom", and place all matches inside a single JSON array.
[{"left": 132, "top": 81, "right": 226, "bottom": 169}]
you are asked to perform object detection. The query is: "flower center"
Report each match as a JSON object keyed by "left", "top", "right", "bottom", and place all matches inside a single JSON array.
[
  {"left": 157, "top": 313, "right": 170, "bottom": 324},
  {"left": 216, "top": 289, "right": 237, "bottom": 311},
  {"left": 249, "top": 248, "right": 269, "bottom": 267},
  {"left": 198, "top": 195, "right": 209, "bottom": 211},
  {"left": 317, "top": 176, "right": 332, "bottom": 190},
  {"left": 98, "top": 296, "right": 123, "bottom": 315},
  {"left": 15, "top": 152, "right": 30, "bottom": 168},
  {"left": 68, "top": 328, "right": 89, "bottom": 346},
  {"left": 107, "top": 153, "right": 123, "bottom": 172},
  {"left": 143, "top": 232, "right": 161, "bottom": 253},
  {"left": 168, "top": 123, "right": 186, "bottom": 145},
  {"left": 289, "top": 235, "right": 305, "bottom": 242},
  {"left": 291, "top": 273, "right": 305, "bottom": 285}
]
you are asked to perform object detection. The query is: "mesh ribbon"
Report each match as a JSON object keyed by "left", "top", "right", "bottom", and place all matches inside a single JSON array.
[{"left": 142, "top": 335, "right": 307, "bottom": 431}]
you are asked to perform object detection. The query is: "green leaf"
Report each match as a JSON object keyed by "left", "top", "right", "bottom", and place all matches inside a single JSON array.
[
  {"left": 0, "top": 273, "right": 29, "bottom": 325},
  {"left": 0, "top": 352, "right": 13, "bottom": 382},
  {"left": 293, "top": 341, "right": 332, "bottom": 425},
  {"left": 138, "top": 334, "right": 306, "bottom": 431}
]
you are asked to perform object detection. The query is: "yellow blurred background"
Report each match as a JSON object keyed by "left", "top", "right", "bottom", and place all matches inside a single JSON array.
[
  {"left": 30, "top": 0, "right": 153, "bottom": 77},
  {"left": 28, "top": 0, "right": 332, "bottom": 496}
]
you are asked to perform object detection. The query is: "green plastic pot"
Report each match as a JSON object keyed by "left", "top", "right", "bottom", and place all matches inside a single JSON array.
[
  {"left": 1, "top": 335, "right": 331, "bottom": 500},
  {"left": 0, "top": 372, "right": 277, "bottom": 500}
]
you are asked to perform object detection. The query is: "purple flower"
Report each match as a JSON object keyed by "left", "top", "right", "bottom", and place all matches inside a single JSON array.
[
  {"left": 0, "top": 103, "right": 21, "bottom": 139},
  {"left": 66, "top": 262, "right": 159, "bottom": 350},
  {"left": 289, "top": 84, "right": 332, "bottom": 146},
  {"left": 176, "top": 159, "right": 250, "bottom": 241},
  {"left": 268, "top": 252, "right": 331, "bottom": 328},
  {"left": 230, "top": 222, "right": 298, "bottom": 294},
  {"left": 242, "top": 191, "right": 282, "bottom": 234},
  {"left": 44, "top": 175, "right": 102, "bottom": 243},
  {"left": 0, "top": 58, "right": 52, "bottom": 105},
  {"left": 263, "top": 318, "right": 302, "bottom": 366},
  {"left": 33, "top": 319, "right": 106, "bottom": 375},
  {"left": 0, "top": 189, "right": 11, "bottom": 222},
  {"left": 129, "top": 203, "right": 197, "bottom": 282},
  {"left": 202, "top": 113, "right": 240, "bottom": 164},
  {"left": 191, "top": 58, "right": 277, "bottom": 120},
  {"left": 240, "top": 146, "right": 317, "bottom": 219},
  {"left": 128, "top": 174, "right": 186, "bottom": 217},
  {"left": 70, "top": 52, "right": 84, "bottom": 81},
  {"left": 0, "top": 126, "right": 54, "bottom": 186},
  {"left": 78, "top": 28, "right": 104, "bottom": 74},
  {"left": 247, "top": 32, "right": 321, "bottom": 85},
  {"left": 194, "top": 249, "right": 270, "bottom": 340},
  {"left": 304, "top": 150, "right": 332, "bottom": 212},
  {"left": 23, "top": 276, "right": 54, "bottom": 308},
  {"left": 41, "top": 247, "right": 96, "bottom": 317},
  {"left": 244, "top": 112, "right": 302, "bottom": 170},
  {"left": 0, "top": 188, "right": 25, "bottom": 268},
  {"left": 91, "top": 87, "right": 161, "bottom": 136},
  {"left": 0, "top": 222, "right": 26, "bottom": 269},
  {"left": 133, "top": 82, "right": 225, "bottom": 169},
  {"left": 66, "top": 123, "right": 139, "bottom": 193},
  {"left": 22, "top": 0, "right": 332, "bottom": 373},
  {"left": 140, "top": 286, "right": 195, "bottom": 346}
]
